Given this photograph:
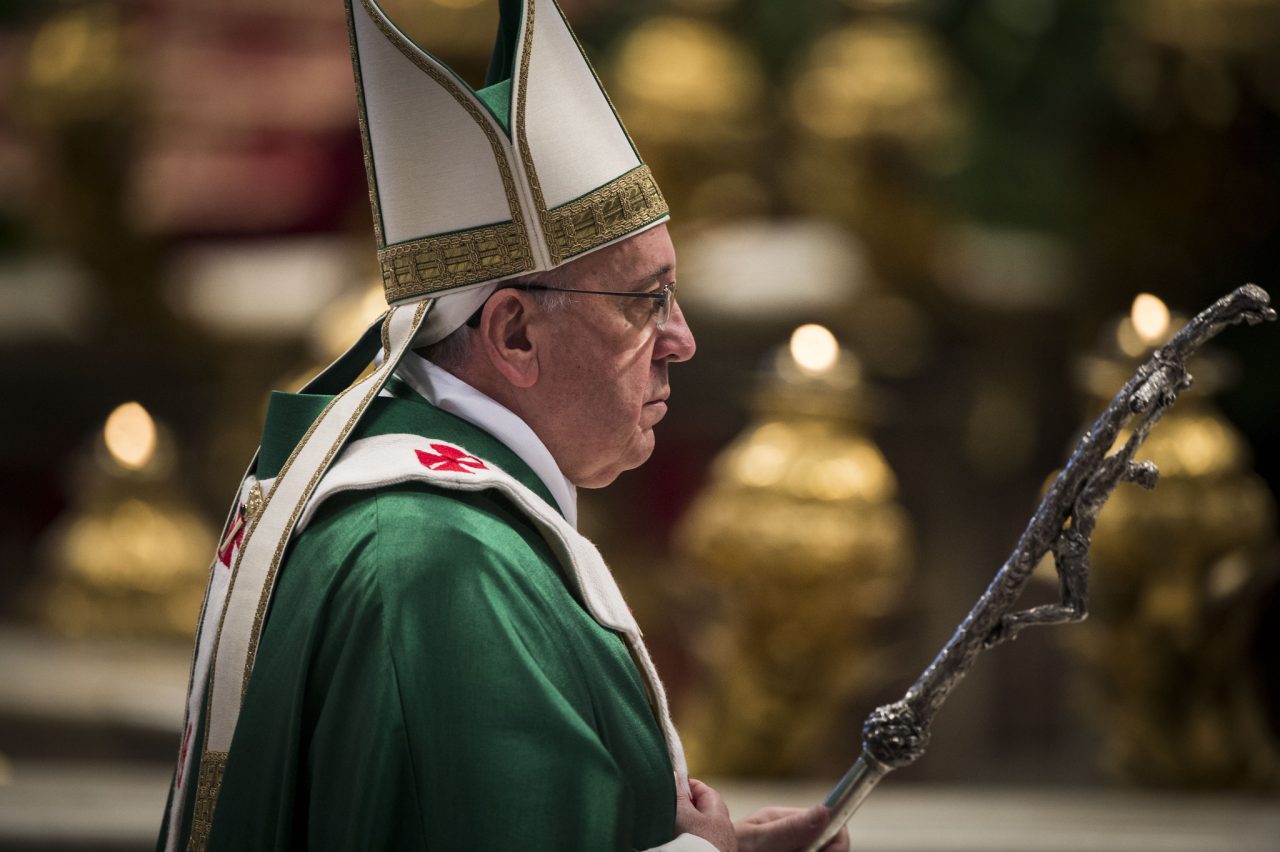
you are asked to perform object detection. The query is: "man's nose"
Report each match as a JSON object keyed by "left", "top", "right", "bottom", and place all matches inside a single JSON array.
[{"left": 657, "top": 300, "right": 696, "bottom": 363}]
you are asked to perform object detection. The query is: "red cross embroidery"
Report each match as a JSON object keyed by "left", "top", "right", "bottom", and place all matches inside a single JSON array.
[
  {"left": 416, "top": 443, "right": 488, "bottom": 474},
  {"left": 217, "top": 510, "right": 245, "bottom": 568}
]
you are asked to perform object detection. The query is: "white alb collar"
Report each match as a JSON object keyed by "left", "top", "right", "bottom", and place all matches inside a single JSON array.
[{"left": 394, "top": 351, "right": 578, "bottom": 528}]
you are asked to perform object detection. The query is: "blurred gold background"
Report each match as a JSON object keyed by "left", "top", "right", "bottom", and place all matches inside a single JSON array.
[{"left": 1, "top": 0, "right": 1279, "bottom": 848}]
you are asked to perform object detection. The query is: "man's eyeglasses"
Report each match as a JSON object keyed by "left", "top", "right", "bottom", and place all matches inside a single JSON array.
[{"left": 517, "top": 281, "right": 678, "bottom": 329}]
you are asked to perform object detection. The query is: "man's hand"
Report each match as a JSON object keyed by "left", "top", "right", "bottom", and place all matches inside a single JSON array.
[
  {"left": 675, "top": 778, "right": 738, "bottom": 852},
  {"left": 735, "top": 805, "right": 850, "bottom": 852}
]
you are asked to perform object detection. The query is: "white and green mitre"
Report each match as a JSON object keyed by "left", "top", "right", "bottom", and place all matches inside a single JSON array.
[
  {"left": 165, "top": 4, "right": 669, "bottom": 849},
  {"left": 350, "top": 0, "right": 668, "bottom": 311}
]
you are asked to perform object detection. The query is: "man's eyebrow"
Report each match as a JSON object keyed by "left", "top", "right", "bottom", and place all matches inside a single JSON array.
[{"left": 633, "top": 264, "right": 674, "bottom": 290}]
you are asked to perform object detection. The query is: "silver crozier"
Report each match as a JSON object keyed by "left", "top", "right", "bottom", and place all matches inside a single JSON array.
[{"left": 805, "top": 284, "right": 1276, "bottom": 852}]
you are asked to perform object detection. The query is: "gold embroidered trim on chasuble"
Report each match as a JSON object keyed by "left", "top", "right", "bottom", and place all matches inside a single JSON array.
[{"left": 186, "top": 750, "right": 228, "bottom": 852}]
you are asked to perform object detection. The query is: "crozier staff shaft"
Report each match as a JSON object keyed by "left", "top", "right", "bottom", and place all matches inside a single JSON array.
[{"left": 804, "top": 284, "right": 1276, "bottom": 852}]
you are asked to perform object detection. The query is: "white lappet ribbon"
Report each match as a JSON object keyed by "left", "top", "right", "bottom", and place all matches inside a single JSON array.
[{"left": 169, "top": 301, "right": 430, "bottom": 852}]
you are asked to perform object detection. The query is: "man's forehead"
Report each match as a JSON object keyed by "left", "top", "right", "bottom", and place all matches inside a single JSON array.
[{"left": 559, "top": 225, "right": 675, "bottom": 289}]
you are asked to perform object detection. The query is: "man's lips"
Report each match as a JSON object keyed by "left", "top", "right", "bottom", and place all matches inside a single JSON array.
[{"left": 647, "top": 385, "right": 670, "bottom": 404}]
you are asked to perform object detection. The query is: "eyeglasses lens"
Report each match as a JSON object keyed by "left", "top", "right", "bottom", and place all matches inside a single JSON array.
[{"left": 657, "top": 286, "right": 673, "bottom": 329}]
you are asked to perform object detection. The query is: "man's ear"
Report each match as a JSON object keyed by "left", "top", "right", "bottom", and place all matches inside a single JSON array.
[{"left": 477, "top": 289, "right": 540, "bottom": 389}]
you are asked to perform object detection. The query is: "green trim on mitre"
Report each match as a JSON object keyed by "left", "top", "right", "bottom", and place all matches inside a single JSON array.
[
  {"left": 476, "top": 79, "right": 512, "bottom": 130},
  {"left": 474, "top": 0, "right": 521, "bottom": 132}
]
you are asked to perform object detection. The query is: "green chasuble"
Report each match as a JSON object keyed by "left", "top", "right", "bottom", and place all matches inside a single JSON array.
[{"left": 173, "top": 386, "right": 678, "bottom": 850}]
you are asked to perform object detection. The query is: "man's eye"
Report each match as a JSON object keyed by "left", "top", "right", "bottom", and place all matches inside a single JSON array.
[{"left": 620, "top": 297, "right": 657, "bottom": 324}]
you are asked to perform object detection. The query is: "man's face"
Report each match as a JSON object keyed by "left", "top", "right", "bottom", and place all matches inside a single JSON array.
[{"left": 530, "top": 224, "right": 695, "bottom": 488}]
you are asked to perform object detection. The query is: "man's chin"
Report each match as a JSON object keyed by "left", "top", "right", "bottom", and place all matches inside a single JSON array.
[
  {"left": 625, "top": 431, "right": 658, "bottom": 474},
  {"left": 576, "top": 433, "right": 655, "bottom": 489}
]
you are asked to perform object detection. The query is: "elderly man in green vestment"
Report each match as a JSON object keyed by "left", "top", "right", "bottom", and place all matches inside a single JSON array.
[{"left": 158, "top": 1, "right": 851, "bottom": 850}]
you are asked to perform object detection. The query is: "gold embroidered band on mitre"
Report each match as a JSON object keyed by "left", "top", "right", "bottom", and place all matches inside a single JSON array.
[
  {"left": 377, "top": 164, "right": 668, "bottom": 304},
  {"left": 545, "top": 165, "right": 668, "bottom": 265},
  {"left": 380, "top": 222, "right": 532, "bottom": 304}
]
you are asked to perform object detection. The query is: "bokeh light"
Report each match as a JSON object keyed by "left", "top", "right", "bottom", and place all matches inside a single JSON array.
[
  {"left": 789, "top": 324, "right": 840, "bottom": 374},
  {"left": 103, "top": 402, "right": 157, "bottom": 471},
  {"left": 1131, "top": 293, "right": 1172, "bottom": 345}
]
